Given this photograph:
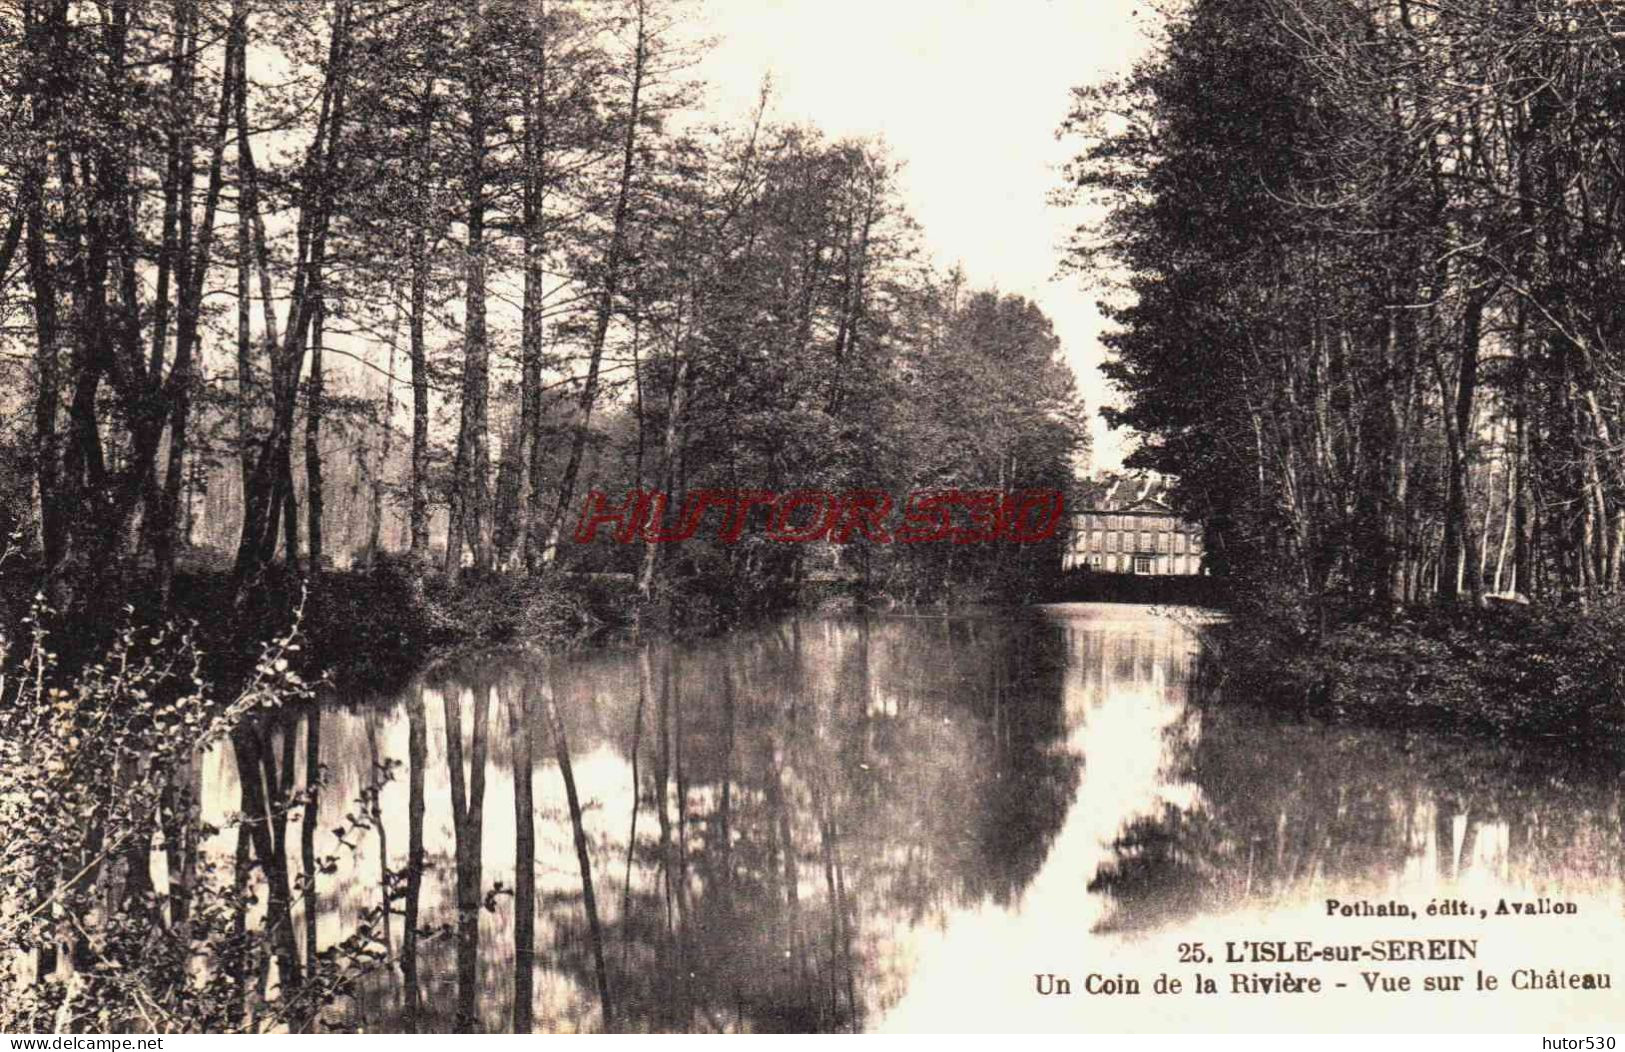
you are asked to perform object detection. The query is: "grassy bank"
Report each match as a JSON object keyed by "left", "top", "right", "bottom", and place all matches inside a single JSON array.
[{"left": 1200, "top": 586, "right": 1625, "bottom": 743}]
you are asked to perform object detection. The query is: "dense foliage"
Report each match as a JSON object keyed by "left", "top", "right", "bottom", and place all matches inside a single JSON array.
[
  {"left": 1060, "top": 0, "right": 1625, "bottom": 735},
  {"left": 1062, "top": 0, "right": 1625, "bottom": 610},
  {"left": 0, "top": 3, "right": 1088, "bottom": 1028},
  {"left": 0, "top": 0, "right": 1087, "bottom": 618},
  {"left": 0, "top": 535, "right": 394, "bottom": 1030}
]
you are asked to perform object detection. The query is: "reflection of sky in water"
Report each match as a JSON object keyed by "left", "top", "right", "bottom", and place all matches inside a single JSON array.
[
  {"left": 195, "top": 604, "right": 1625, "bottom": 1032},
  {"left": 882, "top": 606, "right": 1623, "bottom": 1032}
]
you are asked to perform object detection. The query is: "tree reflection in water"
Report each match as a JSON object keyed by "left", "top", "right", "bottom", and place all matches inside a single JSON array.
[
  {"left": 1088, "top": 699, "right": 1625, "bottom": 933},
  {"left": 195, "top": 606, "right": 1623, "bottom": 1032}
]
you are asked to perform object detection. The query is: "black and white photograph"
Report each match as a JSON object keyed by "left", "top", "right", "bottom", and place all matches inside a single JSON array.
[{"left": 1, "top": 0, "right": 1623, "bottom": 1037}]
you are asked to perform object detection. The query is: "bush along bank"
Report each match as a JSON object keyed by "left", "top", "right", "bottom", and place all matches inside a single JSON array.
[
  {"left": 1197, "top": 585, "right": 1625, "bottom": 744},
  {"left": 3, "top": 534, "right": 1079, "bottom": 713},
  {"left": 0, "top": 556, "right": 640, "bottom": 706},
  {"left": 208, "top": 559, "right": 648, "bottom": 692}
]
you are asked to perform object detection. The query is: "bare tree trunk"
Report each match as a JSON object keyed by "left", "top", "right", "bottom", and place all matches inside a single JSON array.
[
  {"left": 369, "top": 294, "right": 402, "bottom": 561},
  {"left": 446, "top": 0, "right": 493, "bottom": 580},
  {"left": 306, "top": 303, "right": 326, "bottom": 575},
  {"left": 492, "top": 417, "right": 525, "bottom": 570},
  {"left": 518, "top": 1, "right": 549, "bottom": 574},
  {"left": 542, "top": 0, "right": 648, "bottom": 563},
  {"left": 1435, "top": 292, "right": 1486, "bottom": 604},
  {"left": 637, "top": 348, "right": 689, "bottom": 598},
  {"left": 1477, "top": 437, "right": 1497, "bottom": 585},
  {"left": 1494, "top": 434, "right": 1517, "bottom": 593},
  {"left": 406, "top": 77, "right": 436, "bottom": 563},
  {"left": 233, "top": 0, "right": 354, "bottom": 584},
  {"left": 22, "top": 0, "right": 65, "bottom": 586},
  {"left": 237, "top": 110, "right": 255, "bottom": 498},
  {"left": 154, "top": 0, "right": 232, "bottom": 602}
]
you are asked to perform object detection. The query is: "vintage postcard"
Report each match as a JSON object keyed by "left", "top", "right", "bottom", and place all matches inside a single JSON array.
[{"left": 1, "top": 0, "right": 1621, "bottom": 1038}]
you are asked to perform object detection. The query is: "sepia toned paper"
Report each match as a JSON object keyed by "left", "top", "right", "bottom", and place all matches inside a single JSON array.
[{"left": 2, "top": 0, "right": 1622, "bottom": 1039}]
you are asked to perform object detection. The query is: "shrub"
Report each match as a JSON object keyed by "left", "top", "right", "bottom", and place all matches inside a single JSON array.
[
  {"left": 0, "top": 555, "right": 390, "bottom": 1032},
  {"left": 1200, "top": 582, "right": 1625, "bottom": 742}
]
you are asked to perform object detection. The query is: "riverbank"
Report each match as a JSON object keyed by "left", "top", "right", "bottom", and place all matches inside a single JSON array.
[
  {"left": 1199, "top": 587, "right": 1625, "bottom": 744},
  {"left": 189, "top": 561, "right": 647, "bottom": 693},
  {"left": 3, "top": 553, "right": 1055, "bottom": 701},
  {"left": 24, "top": 553, "right": 1620, "bottom": 750},
  {"left": 0, "top": 556, "right": 629, "bottom": 699},
  {"left": 1037, "top": 567, "right": 1233, "bottom": 607}
]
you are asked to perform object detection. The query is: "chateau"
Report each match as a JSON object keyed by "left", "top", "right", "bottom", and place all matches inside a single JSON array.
[{"left": 1063, "top": 473, "right": 1206, "bottom": 575}]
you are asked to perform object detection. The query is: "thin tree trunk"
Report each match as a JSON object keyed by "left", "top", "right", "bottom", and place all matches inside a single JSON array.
[
  {"left": 306, "top": 303, "right": 326, "bottom": 575},
  {"left": 519, "top": 0, "right": 548, "bottom": 573},
  {"left": 237, "top": 114, "right": 255, "bottom": 498},
  {"left": 1435, "top": 293, "right": 1486, "bottom": 604},
  {"left": 1494, "top": 438, "right": 1517, "bottom": 594},
  {"left": 542, "top": 0, "right": 648, "bottom": 563},
  {"left": 407, "top": 76, "right": 436, "bottom": 563},
  {"left": 446, "top": 0, "right": 492, "bottom": 579},
  {"left": 637, "top": 352, "right": 689, "bottom": 597},
  {"left": 369, "top": 293, "right": 402, "bottom": 561},
  {"left": 233, "top": 0, "right": 354, "bottom": 583}
]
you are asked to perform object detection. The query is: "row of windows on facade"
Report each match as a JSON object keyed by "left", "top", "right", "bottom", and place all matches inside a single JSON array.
[
  {"left": 1075, "top": 513, "right": 1200, "bottom": 535},
  {"left": 1074, "top": 529, "right": 1203, "bottom": 555}
]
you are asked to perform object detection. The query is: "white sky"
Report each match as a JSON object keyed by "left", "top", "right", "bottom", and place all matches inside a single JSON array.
[{"left": 693, "top": 0, "right": 1159, "bottom": 469}]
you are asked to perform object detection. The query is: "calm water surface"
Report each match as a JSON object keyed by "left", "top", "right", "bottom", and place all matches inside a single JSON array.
[{"left": 200, "top": 604, "right": 1625, "bottom": 1032}]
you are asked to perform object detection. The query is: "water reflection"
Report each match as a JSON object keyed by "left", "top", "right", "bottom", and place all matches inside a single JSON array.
[{"left": 198, "top": 604, "right": 1625, "bottom": 1032}]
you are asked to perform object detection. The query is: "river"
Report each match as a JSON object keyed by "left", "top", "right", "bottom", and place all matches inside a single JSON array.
[{"left": 198, "top": 603, "right": 1625, "bottom": 1032}]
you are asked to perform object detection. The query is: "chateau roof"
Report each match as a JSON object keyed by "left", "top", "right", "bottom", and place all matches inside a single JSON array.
[{"left": 1076, "top": 472, "right": 1177, "bottom": 513}]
